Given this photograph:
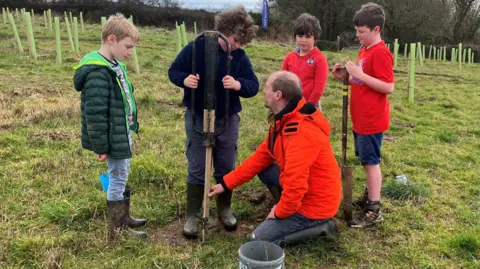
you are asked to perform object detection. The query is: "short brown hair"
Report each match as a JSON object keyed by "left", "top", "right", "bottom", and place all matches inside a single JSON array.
[
  {"left": 271, "top": 71, "right": 302, "bottom": 102},
  {"left": 101, "top": 13, "right": 140, "bottom": 44},
  {"left": 215, "top": 6, "right": 259, "bottom": 45},
  {"left": 353, "top": 2, "right": 386, "bottom": 31},
  {"left": 293, "top": 13, "right": 322, "bottom": 40}
]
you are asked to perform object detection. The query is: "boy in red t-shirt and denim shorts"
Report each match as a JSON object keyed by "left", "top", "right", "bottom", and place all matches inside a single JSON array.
[{"left": 332, "top": 2, "right": 394, "bottom": 228}]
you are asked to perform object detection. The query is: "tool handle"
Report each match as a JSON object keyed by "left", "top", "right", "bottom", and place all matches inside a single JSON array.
[
  {"left": 218, "top": 33, "right": 231, "bottom": 132},
  {"left": 341, "top": 68, "right": 350, "bottom": 166},
  {"left": 201, "top": 146, "right": 213, "bottom": 242}
]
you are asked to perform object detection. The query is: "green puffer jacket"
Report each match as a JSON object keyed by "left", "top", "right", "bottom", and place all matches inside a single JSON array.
[{"left": 73, "top": 51, "right": 139, "bottom": 159}]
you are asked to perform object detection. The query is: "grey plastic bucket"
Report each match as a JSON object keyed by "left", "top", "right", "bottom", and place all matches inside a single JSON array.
[{"left": 238, "top": 241, "right": 285, "bottom": 269}]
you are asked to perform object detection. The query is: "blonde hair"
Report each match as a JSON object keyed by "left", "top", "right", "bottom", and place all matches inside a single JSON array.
[{"left": 101, "top": 13, "right": 140, "bottom": 43}]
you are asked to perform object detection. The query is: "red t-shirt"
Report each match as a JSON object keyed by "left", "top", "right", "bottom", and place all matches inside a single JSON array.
[
  {"left": 282, "top": 47, "right": 329, "bottom": 104},
  {"left": 350, "top": 41, "right": 394, "bottom": 134}
]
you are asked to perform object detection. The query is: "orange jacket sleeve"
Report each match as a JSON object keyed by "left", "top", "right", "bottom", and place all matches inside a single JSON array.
[
  {"left": 274, "top": 126, "right": 322, "bottom": 219},
  {"left": 223, "top": 139, "right": 275, "bottom": 190},
  {"left": 307, "top": 55, "right": 328, "bottom": 104}
]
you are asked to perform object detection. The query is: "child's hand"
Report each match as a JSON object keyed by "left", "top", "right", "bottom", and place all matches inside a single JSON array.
[
  {"left": 222, "top": 75, "right": 241, "bottom": 91},
  {"left": 97, "top": 154, "right": 107, "bottom": 162},
  {"left": 331, "top": 63, "right": 344, "bottom": 81},
  {"left": 345, "top": 61, "right": 364, "bottom": 80},
  {"left": 184, "top": 74, "right": 200, "bottom": 89}
]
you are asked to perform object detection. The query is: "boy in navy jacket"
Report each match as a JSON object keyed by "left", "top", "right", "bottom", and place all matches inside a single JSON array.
[{"left": 168, "top": 5, "right": 259, "bottom": 239}]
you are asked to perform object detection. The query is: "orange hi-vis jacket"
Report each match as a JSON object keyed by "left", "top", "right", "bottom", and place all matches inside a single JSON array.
[{"left": 223, "top": 97, "right": 342, "bottom": 220}]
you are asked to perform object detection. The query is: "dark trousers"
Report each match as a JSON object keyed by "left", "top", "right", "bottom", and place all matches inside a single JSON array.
[
  {"left": 258, "top": 162, "right": 282, "bottom": 188},
  {"left": 185, "top": 109, "right": 240, "bottom": 185}
]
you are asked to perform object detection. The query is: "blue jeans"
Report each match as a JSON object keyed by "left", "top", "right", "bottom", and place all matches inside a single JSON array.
[
  {"left": 251, "top": 212, "right": 329, "bottom": 245},
  {"left": 106, "top": 132, "right": 132, "bottom": 201},
  {"left": 184, "top": 109, "right": 240, "bottom": 185}
]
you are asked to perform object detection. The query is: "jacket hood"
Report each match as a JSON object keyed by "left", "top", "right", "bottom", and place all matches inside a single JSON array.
[
  {"left": 275, "top": 96, "right": 331, "bottom": 136},
  {"left": 73, "top": 51, "right": 125, "bottom": 92}
]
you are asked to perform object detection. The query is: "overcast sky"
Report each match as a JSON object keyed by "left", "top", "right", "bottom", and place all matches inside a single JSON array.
[{"left": 179, "top": 0, "right": 262, "bottom": 11}]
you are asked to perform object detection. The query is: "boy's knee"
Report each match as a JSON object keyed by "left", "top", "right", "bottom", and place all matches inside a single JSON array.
[
  {"left": 187, "top": 174, "right": 205, "bottom": 185},
  {"left": 187, "top": 160, "right": 205, "bottom": 185},
  {"left": 111, "top": 166, "right": 129, "bottom": 179}
]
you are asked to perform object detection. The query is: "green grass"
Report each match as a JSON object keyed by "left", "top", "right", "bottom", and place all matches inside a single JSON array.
[
  {"left": 1, "top": 15, "right": 480, "bottom": 268},
  {"left": 382, "top": 180, "right": 430, "bottom": 201}
]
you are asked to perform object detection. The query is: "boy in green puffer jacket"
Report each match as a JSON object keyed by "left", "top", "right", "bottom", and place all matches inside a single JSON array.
[{"left": 73, "top": 14, "right": 146, "bottom": 240}]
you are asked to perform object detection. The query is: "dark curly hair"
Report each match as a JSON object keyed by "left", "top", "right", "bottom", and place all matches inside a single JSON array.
[
  {"left": 293, "top": 13, "right": 322, "bottom": 40},
  {"left": 215, "top": 6, "right": 259, "bottom": 45}
]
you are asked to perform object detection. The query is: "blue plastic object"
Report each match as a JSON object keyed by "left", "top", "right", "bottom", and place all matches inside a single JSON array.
[{"left": 99, "top": 173, "right": 109, "bottom": 192}]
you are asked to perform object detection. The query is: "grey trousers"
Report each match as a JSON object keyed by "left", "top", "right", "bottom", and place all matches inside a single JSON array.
[{"left": 184, "top": 109, "right": 240, "bottom": 185}]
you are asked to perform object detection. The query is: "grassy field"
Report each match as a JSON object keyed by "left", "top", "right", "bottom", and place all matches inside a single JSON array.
[{"left": 0, "top": 15, "right": 479, "bottom": 269}]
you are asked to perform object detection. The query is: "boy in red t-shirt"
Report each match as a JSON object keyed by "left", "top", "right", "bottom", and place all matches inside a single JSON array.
[
  {"left": 282, "top": 13, "right": 329, "bottom": 109},
  {"left": 332, "top": 2, "right": 394, "bottom": 228},
  {"left": 257, "top": 13, "right": 330, "bottom": 203}
]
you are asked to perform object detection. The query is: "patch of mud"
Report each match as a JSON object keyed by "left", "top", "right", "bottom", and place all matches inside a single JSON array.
[
  {"left": 0, "top": 123, "right": 15, "bottom": 132},
  {"left": 383, "top": 134, "right": 397, "bottom": 143},
  {"left": 149, "top": 189, "right": 275, "bottom": 245},
  {"left": 391, "top": 119, "right": 416, "bottom": 129},
  {"left": 28, "top": 130, "right": 78, "bottom": 144},
  {"left": 393, "top": 70, "right": 456, "bottom": 78},
  {"left": 156, "top": 99, "right": 184, "bottom": 108},
  {"left": 149, "top": 219, "right": 189, "bottom": 246}
]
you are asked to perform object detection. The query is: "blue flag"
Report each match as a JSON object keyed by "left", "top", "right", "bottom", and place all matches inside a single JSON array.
[{"left": 262, "top": 0, "right": 269, "bottom": 29}]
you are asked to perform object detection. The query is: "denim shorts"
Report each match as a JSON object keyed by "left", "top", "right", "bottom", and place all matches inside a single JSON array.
[{"left": 353, "top": 131, "right": 383, "bottom": 165}]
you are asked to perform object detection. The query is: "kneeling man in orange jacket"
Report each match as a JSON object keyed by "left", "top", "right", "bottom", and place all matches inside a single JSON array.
[{"left": 210, "top": 71, "right": 342, "bottom": 246}]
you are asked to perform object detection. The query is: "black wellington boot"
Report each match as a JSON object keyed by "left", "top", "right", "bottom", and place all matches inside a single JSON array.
[
  {"left": 217, "top": 189, "right": 237, "bottom": 231},
  {"left": 107, "top": 199, "right": 147, "bottom": 240},
  {"left": 123, "top": 188, "right": 147, "bottom": 228},
  {"left": 267, "top": 185, "right": 282, "bottom": 203},
  {"left": 183, "top": 183, "right": 204, "bottom": 239}
]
